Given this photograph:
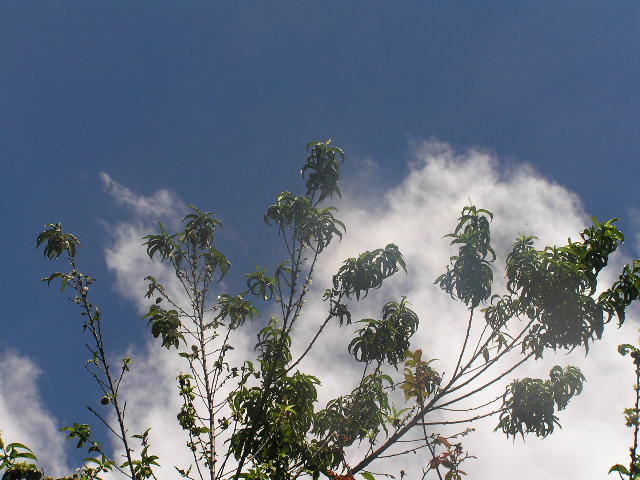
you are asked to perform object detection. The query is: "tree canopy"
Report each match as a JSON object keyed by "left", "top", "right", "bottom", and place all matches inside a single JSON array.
[{"left": 3, "top": 141, "right": 640, "bottom": 480}]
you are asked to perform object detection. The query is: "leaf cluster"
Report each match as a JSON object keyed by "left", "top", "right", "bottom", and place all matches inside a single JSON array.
[
  {"left": 36, "top": 223, "right": 80, "bottom": 260},
  {"left": 143, "top": 205, "right": 230, "bottom": 282},
  {"left": 400, "top": 349, "right": 442, "bottom": 401},
  {"left": 313, "top": 374, "right": 392, "bottom": 468},
  {"left": 600, "top": 259, "right": 640, "bottom": 326},
  {"left": 435, "top": 206, "right": 495, "bottom": 309},
  {"left": 1, "top": 436, "right": 39, "bottom": 480},
  {"left": 483, "top": 218, "right": 627, "bottom": 356},
  {"left": 230, "top": 370, "right": 320, "bottom": 477},
  {"left": 348, "top": 298, "right": 419, "bottom": 366},
  {"left": 264, "top": 192, "right": 345, "bottom": 253},
  {"left": 332, "top": 244, "right": 406, "bottom": 300},
  {"left": 301, "top": 140, "right": 345, "bottom": 203},
  {"left": 497, "top": 365, "right": 585, "bottom": 438},
  {"left": 143, "top": 304, "right": 183, "bottom": 349}
]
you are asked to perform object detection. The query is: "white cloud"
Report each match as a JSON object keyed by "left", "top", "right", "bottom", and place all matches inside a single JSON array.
[
  {"left": 100, "top": 172, "right": 184, "bottom": 220},
  {"left": 0, "top": 350, "right": 69, "bottom": 477},
  {"left": 99, "top": 141, "right": 640, "bottom": 480}
]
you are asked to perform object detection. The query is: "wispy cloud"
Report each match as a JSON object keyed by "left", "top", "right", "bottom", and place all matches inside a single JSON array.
[{"left": 100, "top": 172, "right": 184, "bottom": 220}]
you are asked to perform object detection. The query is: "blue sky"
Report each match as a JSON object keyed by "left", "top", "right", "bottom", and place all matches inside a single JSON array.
[{"left": 1, "top": 2, "right": 640, "bottom": 478}]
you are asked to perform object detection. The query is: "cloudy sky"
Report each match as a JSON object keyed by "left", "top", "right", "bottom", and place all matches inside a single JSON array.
[{"left": 1, "top": 2, "right": 639, "bottom": 479}]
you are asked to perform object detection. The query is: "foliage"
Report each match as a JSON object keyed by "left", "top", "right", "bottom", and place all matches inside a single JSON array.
[
  {"left": 496, "top": 366, "right": 585, "bottom": 438},
  {"left": 4, "top": 140, "right": 640, "bottom": 480}
]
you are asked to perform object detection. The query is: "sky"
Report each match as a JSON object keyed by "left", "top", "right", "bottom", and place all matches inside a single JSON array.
[{"left": 1, "top": 1, "right": 640, "bottom": 478}]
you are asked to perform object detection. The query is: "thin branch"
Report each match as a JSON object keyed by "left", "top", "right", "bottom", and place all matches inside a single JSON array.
[
  {"left": 438, "top": 392, "right": 503, "bottom": 412},
  {"left": 419, "top": 407, "right": 505, "bottom": 427},
  {"left": 449, "top": 319, "right": 534, "bottom": 397},
  {"left": 377, "top": 443, "right": 428, "bottom": 459},
  {"left": 436, "top": 353, "right": 534, "bottom": 410},
  {"left": 87, "top": 406, "right": 124, "bottom": 441},
  {"left": 452, "top": 309, "right": 474, "bottom": 379}
]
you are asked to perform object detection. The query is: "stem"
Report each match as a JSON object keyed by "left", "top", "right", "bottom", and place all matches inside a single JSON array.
[
  {"left": 70, "top": 256, "right": 136, "bottom": 479},
  {"left": 436, "top": 353, "right": 533, "bottom": 410},
  {"left": 419, "top": 407, "right": 505, "bottom": 427},
  {"left": 188, "top": 242, "right": 216, "bottom": 480},
  {"left": 419, "top": 398, "right": 443, "bottom": 480},
  {"left": 447, "top": 320, "right": 534, "bottom": 398},
  {"left": 452, "top": 310, "right": 474, "bottom": 379},
  {"left": 630, "top": 362, "right": 640, "bottom": 478}
]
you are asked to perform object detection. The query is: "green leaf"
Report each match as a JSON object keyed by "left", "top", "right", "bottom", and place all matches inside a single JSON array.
[
  {"left": 14, "top": 452, "right": 38, "bottom": 461},
  {"left": 609, "top": 464, "right": 630, "bottom": 475},
  {"left": 361, "top": 473, "right": 376, "bottom": 480},
  {"left": 6, "top": 443, "right": 32, "bottom": 452}
]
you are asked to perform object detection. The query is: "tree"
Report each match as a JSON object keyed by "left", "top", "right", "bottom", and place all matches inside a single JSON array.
[{"left": 2, "top": 140, "right": 640, "bottom": 480}]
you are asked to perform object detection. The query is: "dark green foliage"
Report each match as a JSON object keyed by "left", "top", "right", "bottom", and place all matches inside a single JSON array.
[
  {"left": 142, "top": 222, "right": 176, "bottom": 262},
  {"left": 482, "top": 217, "right": 628, "bottom": 357},
  {"left": 264, "top": 192, "right": 345, "bottom": 252},
  {"left": 245, "top": 267, "right": 276, "bottom": 301},
  {"left": 348, "top": 298, "right": 419, "bottom": 366},
  {"left": 143, "top": 304, "right": 183, "bottom": 349},
  {"left": 313, "top": 373, "right": 392, "bottom": 466},
  {"left": 0, "top": 441, "right": 38, "bottom": 469},
  {"left": 327, "top": 298, "right": 352, "bottom": 326},
  {"left": 36, "top": 223, "right": 80, "bottom": 259},
  {"left": 122, "top": 430, "right": 159, "bottom": 480},
  {"left": 215, "top": 294, "right": 259, "bottom": 329},
  {"left": 61, "top": 423, "right": 92, "bottom": 449},
  {"left": 143, "top": 206, "right": 230, "bottom": 282},
  {"left": 332, "top": 244, "right": 406, "bottom": 300},
  {"left": 255, "top": 318, "right": 293, "bottom": 371},
  {"left": 497, "top": 365, "right": 585, "bottom": 438},
  {"left": 509, "top": 238, "right": 604, "bottom": 352},
  {"left": 176, "top": 374, "right": 205, "bottom": 434},
  {"left": 435, "top": 206, "right": 495, "bottom": 309},
  {"left": 229, "top": 339, "right": 320, "bottom": 477},
  {"left": 301, "top": 140, "right": 345, "bottom": 203},
  {"left": 182, "top": 204, "right": 223, "bottom": 249},
  {"left": 600, "top": 259, "right": 640, "bottom": 325},
  {"left": 2, "top": 463, "right": 42, "bottom": 480}
]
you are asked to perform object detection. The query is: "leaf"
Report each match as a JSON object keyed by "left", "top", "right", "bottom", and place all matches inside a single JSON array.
[
  {"left": 361, "top": 473, "right": 376, "bottom": 480},
  {"left": 6, "top": 443, "right": 32, "bottom": 452},
  {"left": 482, "top": 347, "right": 489, "bottom": 364},
  {"left": 41, "top": 272, "right": 65, "bottom": 289},
  {"left": 609, "top": 464, "right": 630, "bottom": 475},
  {"left": 435, "top": 435, "right": 452, "bottom": 448},
  {"left": 14, "top": 452, "right": 38, "bottom": 461},
  {"left": 618, "top": 344, "right": 637, "bottom": 356}
]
